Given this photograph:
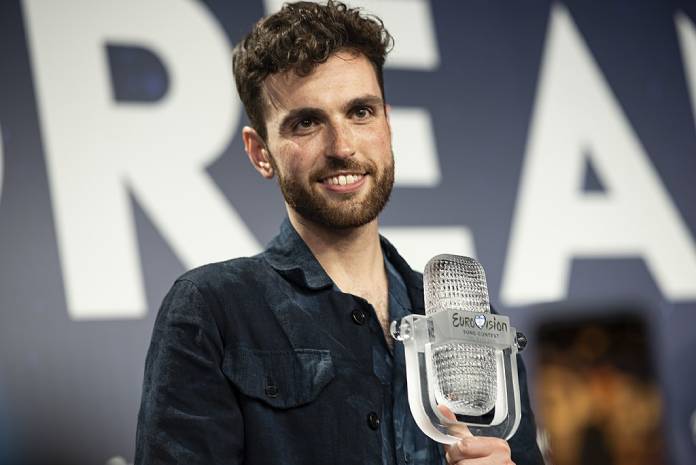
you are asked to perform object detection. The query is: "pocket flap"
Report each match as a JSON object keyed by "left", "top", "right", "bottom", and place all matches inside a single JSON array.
[{"left": 222, "top": 348, "right": 335, "bottom": 409}]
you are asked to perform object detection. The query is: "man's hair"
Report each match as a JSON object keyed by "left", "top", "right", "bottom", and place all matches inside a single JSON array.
[{"left": 232, "top": 1, "right": 393, "bottom": 141}]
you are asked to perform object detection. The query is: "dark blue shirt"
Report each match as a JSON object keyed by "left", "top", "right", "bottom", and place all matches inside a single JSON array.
[{"left": 135, "top": 219, "right": 543, "bottom": 465}]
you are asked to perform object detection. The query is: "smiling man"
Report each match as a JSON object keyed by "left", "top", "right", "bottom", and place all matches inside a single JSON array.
[{"left": 135, "top": 2, "right": 543, "bottom": 465}]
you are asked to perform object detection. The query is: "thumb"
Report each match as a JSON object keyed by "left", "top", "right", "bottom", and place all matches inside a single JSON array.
[{"left": 437, "top": 404, "right": 473, "bottom": 438}]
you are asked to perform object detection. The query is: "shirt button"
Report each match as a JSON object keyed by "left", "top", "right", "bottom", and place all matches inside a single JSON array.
[
  {"left": 265, "top": 378, "right": 279, "bottom": 398},
  {"left": 351, "top": 309, "right": 367, "bottom": 325},
  {"left": 367, "top": 411, "right": 380, "bottom": 430}
]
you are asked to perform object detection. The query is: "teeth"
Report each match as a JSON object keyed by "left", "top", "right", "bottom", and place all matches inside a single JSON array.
[{"left": 324, "top": 174, "right": 362, "bottom": 186}]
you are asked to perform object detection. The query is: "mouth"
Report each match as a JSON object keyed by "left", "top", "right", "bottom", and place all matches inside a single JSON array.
[
  {"left": 320, "top": 173, "right": 365, "bottom": 186},
  {"left": 319, "top": 172, "right": 367, "bottom": 192}
]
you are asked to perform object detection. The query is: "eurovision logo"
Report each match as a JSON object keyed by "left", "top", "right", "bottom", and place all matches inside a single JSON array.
[{"left": 451, "top": 312, "right": 509, "bottom": 333}]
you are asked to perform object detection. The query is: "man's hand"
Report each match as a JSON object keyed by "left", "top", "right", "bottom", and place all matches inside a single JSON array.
[{"left": 439, "top": 406, "right": 515, "bottom": 465}]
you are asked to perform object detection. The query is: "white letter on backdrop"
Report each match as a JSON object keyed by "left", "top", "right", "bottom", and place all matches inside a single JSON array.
[
  {"left": 23, "top": 0, "right": 260, "bottom": 319},
  {"left": 676, "top": 11, "right": 696, "bottom": 128},
  {"left": 501, "top": 4, "right": 696, "bottom": 305}
]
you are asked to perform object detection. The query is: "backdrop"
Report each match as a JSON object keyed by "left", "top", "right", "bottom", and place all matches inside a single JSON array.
[{"left": 1, "top": 1, "right": 695, "bottom": 464}]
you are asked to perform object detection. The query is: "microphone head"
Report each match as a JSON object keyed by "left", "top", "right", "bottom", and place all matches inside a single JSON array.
[
  {"left": 424, "top": 254, "right": 496, "bottom": 416},
  {"left": 424, "top": 254, "right": 490, "bottom": 315}
]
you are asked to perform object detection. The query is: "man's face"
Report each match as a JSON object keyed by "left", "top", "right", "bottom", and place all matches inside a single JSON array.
[{"left": 259, "top": 51, "right": 394, "bottom": 229}]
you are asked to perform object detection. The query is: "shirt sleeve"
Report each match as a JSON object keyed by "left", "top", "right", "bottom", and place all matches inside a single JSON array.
[{"left": 135, "top": 279, "right": 244, "bottom": 465}]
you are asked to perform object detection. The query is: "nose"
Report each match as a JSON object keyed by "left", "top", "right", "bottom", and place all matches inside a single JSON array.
[{"left": 327, "top": 121, "right": 355, "bottom": 159}]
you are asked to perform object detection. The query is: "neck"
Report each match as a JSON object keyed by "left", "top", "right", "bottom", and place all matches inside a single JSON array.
[{"left": 287, "top": 208, "right": 384, "bottom": 292}]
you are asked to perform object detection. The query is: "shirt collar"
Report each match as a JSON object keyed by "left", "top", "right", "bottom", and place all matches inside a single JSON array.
[
  {"left": 380, "top": 232, "right": 425, "bottom": 314},
  {"left": 263, "top": 217, "right": 425, "bottom": 312},
  {"left": 262, "top": 218, "right": 334, "bottom": 290}
]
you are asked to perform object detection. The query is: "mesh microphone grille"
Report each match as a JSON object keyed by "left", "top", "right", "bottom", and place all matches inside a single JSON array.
[
  {"left": 424, "top": 254, "right": 490, "bottom": 315},
  {"left": 424, "top": 254, "right": 496, "bottom": 416}
]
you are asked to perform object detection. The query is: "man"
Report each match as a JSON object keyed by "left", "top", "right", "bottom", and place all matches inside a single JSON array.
[{"left": 135, "top": 2, "right": 544, "bottom": 464}]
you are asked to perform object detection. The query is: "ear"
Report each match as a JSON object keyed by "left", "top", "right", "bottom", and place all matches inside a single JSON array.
[{"left": 242, "top": 126, "right": 274, "bottom": 179}]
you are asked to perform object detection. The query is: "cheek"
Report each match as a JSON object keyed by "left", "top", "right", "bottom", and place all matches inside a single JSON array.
[
  {"left": 275, "top": 142, "right": 316, "bottom": 175},
  {"left": 358, "top": 122, "right": 392, "bottom": 148}
]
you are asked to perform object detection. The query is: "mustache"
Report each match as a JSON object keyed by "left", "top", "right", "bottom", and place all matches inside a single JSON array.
[{"left": 312, "top": 158, "right": 374, "bottom": 180}]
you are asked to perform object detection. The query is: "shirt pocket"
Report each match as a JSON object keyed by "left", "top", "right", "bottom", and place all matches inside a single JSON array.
[{"left": 222, "top": 347, "right": 335, "bottom": 409}]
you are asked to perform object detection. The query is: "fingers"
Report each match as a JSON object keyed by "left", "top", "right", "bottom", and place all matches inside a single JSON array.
[
  {"left": 444, "top": 436, "right": 513, "bottom": 465},
  {"left": 449, "top": 457, "right": 515, "bottom": 465},
  {"left": 438, "top": 405, "right": 513, "bottom": 464},
  {"left": 437, "top": 405, "right": 474, "bottom": 438},
  {"left": 438, "top": 404, "right": 457, "bottom": 421},
  {"left": 447, "top": 422, "right": 473, "bottom": 439},
  {"left": 456, "top": 436, "right": 512, "bottom": 458}
]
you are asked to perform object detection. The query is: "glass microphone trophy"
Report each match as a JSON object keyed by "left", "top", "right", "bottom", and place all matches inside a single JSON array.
[{"left": 390, "top": 254, "right": 527, "bottom": 443}]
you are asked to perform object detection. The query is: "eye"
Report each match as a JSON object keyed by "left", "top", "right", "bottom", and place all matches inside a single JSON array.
[
  {"left": 352, "top": 106, "right": 374, "bottom": 120},
  {"left": 292, "top": 117, "right": 317, "bottom": 133}
]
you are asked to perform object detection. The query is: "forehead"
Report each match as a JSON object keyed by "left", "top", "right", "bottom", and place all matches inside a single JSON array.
[{"left": 262, "top": 51, "right": 382, "bottom": 120}]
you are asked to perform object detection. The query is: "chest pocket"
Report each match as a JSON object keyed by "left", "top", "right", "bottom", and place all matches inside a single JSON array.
[{"left": 222, "top": 347, "right": 335, "bottom": 409}]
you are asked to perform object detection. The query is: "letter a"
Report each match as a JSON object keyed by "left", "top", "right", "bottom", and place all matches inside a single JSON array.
[{"left": 501, "top": 4, "right": 696, "bottom": 305}]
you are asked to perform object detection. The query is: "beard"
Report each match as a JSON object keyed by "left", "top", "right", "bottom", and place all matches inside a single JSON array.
[{"left": 271, "top": 153, "right": 395, "bottom": 229}]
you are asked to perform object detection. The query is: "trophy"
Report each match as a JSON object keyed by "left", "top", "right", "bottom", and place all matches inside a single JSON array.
[{"left": 390, "top": 255, "right": 527, "bottom": 443}]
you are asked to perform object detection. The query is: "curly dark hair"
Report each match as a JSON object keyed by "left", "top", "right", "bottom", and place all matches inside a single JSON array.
[{"left": 232, "top": 1, "right": 393, "bottom": 141}]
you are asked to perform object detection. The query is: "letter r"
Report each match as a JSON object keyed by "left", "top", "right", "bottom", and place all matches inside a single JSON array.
[{"left": 23, "top": 0, "right": 260, "bottom": 319}]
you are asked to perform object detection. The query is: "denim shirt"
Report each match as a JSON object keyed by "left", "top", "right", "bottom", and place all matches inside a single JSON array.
[{"left": 135, "top": 219, "right": 544, "bottom": 465}]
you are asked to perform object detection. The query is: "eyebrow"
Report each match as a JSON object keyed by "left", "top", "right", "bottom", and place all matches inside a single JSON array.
[
  {"left": 278, "top": 94, "right": 385, "bottom": 133},
  {"left": 342, "top": 94, "right": 384, "bottom": 112}
]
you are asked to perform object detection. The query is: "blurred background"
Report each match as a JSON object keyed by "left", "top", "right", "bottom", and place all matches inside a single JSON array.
[{"left": 1, "top": 0, "right": 695, "bottom": 464}]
